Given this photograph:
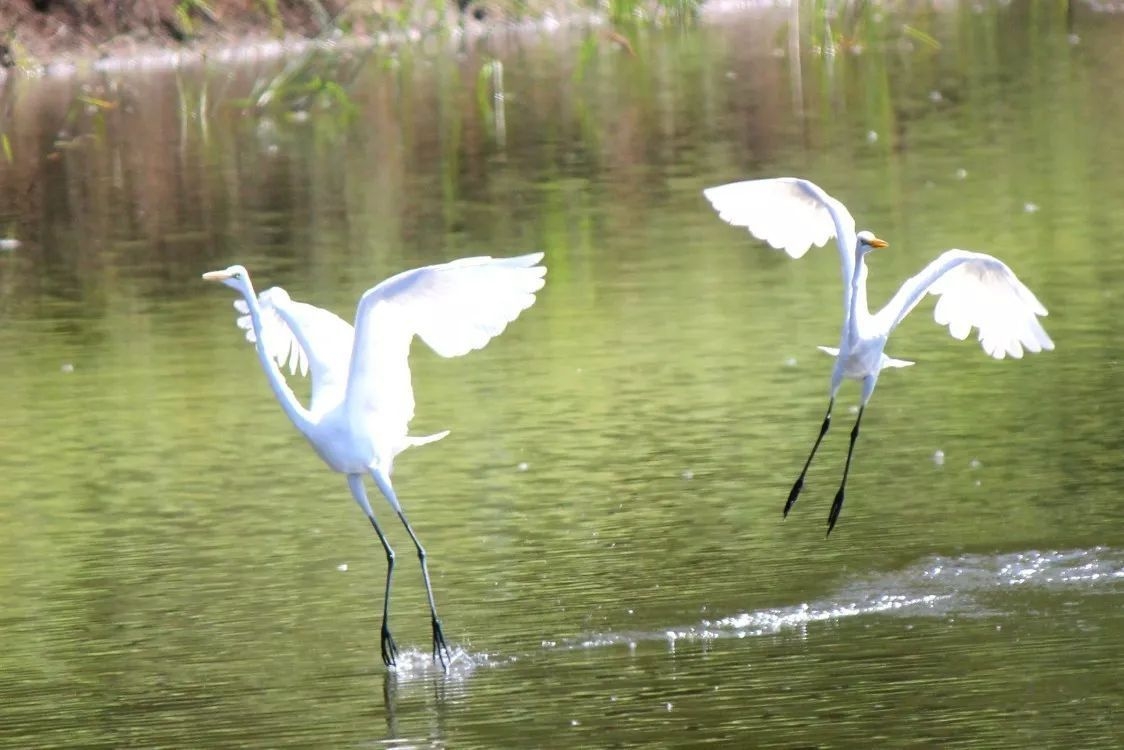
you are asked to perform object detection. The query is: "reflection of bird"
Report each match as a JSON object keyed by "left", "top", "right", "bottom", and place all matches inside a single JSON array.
[
  {"left": 704, "top": 177, "right": 1053, "bottom": 534},
  {"left": 203, "top": 254, "right": 547, "bottom": 668}
]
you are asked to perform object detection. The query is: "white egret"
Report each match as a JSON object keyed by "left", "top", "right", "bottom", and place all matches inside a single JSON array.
[
  {"left": 703, "top": 177, "right": 1053, "bottom": 534},
  {"left": 203, "top": 253, "right": 547, "bottom": 668}
]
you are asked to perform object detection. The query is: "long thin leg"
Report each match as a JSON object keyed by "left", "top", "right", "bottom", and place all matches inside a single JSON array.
[
  {"left": 347, "top": 474, "right": 399, "bottom": 667},
  {"left": 372, "top": 468, "right": 452, "bottom": 670},
  {"left": 785, "top": 398, "right": 834, "bottom": 517},
  {"left": 827, "top": 406, "right": 865, "bottom": 536}
]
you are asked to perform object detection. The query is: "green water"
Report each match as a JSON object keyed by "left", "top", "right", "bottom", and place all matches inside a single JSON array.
[{"left": 1, "top": 3, "right": 1123, "bottom": 747}]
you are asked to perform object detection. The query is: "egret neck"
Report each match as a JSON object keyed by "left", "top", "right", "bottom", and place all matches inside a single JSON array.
[{"left": 238, "top": 279, "right": 316, "bottom": 436}]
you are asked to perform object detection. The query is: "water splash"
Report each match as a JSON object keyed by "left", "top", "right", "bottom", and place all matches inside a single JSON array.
[
  {"left": 384, "top": 646, "right": 497, "bottom": 681},
  {"left": 570, "top": 547, "right": 1124, "bottom": 650},
  {"left": 915, "top": 547, "right": 1124, "bottom": 589},
  {"left": 383, "top": 548, "right": 1123, "bottom": 676}
]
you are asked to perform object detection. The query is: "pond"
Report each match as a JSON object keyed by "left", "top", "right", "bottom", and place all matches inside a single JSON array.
[{"left": 1, "top": 3, "right": 1122, "bottom": 747}]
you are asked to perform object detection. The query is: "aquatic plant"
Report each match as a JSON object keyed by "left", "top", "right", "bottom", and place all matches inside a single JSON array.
[
  {"left": 604, "top": 0, "right": 703, "bottom": 26},
  {"left": 173, "top": 0, "right": 218, "bottom": 39},
  {"left": 476, "top": 58, "right": 507, "bottom": 146}
]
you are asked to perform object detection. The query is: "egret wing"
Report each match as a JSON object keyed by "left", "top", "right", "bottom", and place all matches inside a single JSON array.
[
  {"left": 873, "top": 250, "right": 1054, "bottom": 359},
  {"left": 703, "top": 177, "right": 859, "bottom": 320},
  {"left": 235, "top": 287, "right": 355, "bottom": 410},
  {"left": 345, "top": 253, "right": 547, "bottom": 450}
]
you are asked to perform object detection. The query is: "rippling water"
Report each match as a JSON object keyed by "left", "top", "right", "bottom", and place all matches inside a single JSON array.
[{"left": 2, "top": 3, "right": 1124, "bottom": 747}]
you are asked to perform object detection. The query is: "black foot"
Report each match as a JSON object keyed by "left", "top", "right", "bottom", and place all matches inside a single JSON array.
[
  {"left": 431, "top": 617, "right": 452, "bottom": 670},
  {"left": 784, "top": 476, "right": 804, "bottom": 517},
  {"left": 381, "top": 622, "right": 399, "bottom": 667},
  {"left": 826, "top": 488, "right": 845, "bottom": 537}
]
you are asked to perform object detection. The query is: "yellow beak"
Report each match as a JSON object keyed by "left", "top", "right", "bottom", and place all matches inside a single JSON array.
[
  {"left": 202, "top": 270, "right": 232, "bottom": 282},
  {"left": 868, "top": 236, "right": 889, "bottom": 249}
]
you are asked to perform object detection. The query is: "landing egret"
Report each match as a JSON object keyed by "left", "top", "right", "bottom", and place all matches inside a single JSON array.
[
  {"left": 203, "top": 253, "right": 547, "bottom": 668},
  {"left": 703, "top": 177, "right": 1053, "bottom": 534}
]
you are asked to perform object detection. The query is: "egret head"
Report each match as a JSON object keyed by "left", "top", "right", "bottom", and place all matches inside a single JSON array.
[
  {"left": 202, "top": 264, "right": 253, "bottom": 295},
  {"left": 856, "top": 230, "right": 888, "bottom": 255}
]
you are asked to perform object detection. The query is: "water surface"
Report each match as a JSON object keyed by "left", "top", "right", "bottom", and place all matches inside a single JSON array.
[{"left": 1, "top": 3, "right": 1123, "bottom": 747}]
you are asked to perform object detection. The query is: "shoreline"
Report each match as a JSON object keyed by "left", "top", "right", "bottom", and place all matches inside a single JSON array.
[
  {"left": 0, "top": 3, "right": 626, "bottom": 82},
  {"left": 2, "top": 1, "right": 793, "bottom": 83},
  {"left": 15, "top": 20, "right": 583, "bottom": 80}
]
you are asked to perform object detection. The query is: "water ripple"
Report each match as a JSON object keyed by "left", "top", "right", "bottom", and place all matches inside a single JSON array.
[
  {"left": 570, "top": 547, "right": 1124, "bottom": 650},
  {"left": 383, "top": 548, "right": 1123, "bottom": 679}
]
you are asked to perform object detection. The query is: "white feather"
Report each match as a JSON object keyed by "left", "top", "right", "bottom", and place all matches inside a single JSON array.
[
  {"left": 703, "top": 177, "right": 861, "bottom": 329},
  {"left": 875, "top": 250, "right": 1054, "bottom": 361},
  {"left": 346, "top": 253, "right": 547, "bottom": 459},
  {"left": 232, "top": 287, "right": 354, "bottom": 411}
]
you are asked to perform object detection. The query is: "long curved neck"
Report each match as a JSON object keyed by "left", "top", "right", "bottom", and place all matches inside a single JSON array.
[
  {"left": 241, "top": 283, "right": 314, "bottom": 433},
  {"left": 849, "top": 253, "right": 873, "bottom": 328}
]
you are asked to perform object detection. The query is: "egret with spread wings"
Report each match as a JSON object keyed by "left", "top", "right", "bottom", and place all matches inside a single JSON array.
[
  {"left": 703, "top": 177, "right": 1053, "bottom": 535},
  {"left": 203, "top": 253, "right": 547, "bottom": 669}
]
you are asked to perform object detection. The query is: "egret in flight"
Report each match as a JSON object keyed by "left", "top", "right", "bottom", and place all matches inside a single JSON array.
[
  {"left": 203, "top": 253, "right": 547, "bottom": 668},
  {"left": 703, "top": 177, "right": 1053, "bottom": 534}
]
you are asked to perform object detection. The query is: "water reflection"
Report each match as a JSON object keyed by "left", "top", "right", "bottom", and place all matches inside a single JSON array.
[{"left": 2, "top": 2, "right": 1124, "bottom": 748}]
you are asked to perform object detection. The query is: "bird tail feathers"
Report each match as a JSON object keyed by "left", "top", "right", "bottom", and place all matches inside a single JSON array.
[
  {"left": 816, "top": 346, "right": 915, "bottom": 369},
  {"left": 404, "top": 430, "right": 451, "bottom": 449},
  {"left": 881, "top": 354, "right": 915, "bottom": 369}
]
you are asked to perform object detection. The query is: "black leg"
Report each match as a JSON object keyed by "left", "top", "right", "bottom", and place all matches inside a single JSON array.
[
  {"left": 367, "top": 516, "right": 400, "bottom": 667},
  {"left": 395, "top": 510, "right": 452, "bottom": 671},
  {"left": 786, "top": 398, "right": 834, "bottom": 517},
  {"left": 827, "top": 406, "right": 865, "bottom": 536}
]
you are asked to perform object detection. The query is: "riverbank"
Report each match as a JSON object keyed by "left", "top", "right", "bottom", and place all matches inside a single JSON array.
[
  {"left": 0, "top": 0, "right": 670, "bottom": 76},
  {"left": 1, "top": 0, "right": 517, "bottom": 73}
]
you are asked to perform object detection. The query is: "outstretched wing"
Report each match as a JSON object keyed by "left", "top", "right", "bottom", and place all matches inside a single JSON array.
[
  {"left": 235, "top": 287, "right": 354, "bottom": 410},
  {"left": 703, "top": 177, "right": 859, "bottom": 324},
  {"left": 873, "top": 250, "right": 1054, "bottom": 359},
  {"left": 345, "top": 253, "right": 547, "bottom": 451}
]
